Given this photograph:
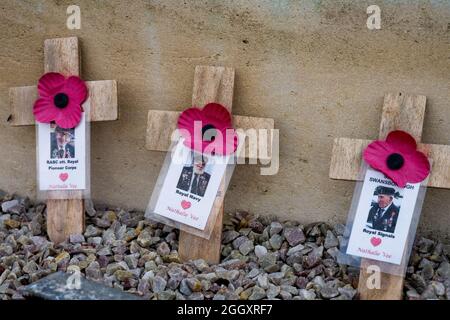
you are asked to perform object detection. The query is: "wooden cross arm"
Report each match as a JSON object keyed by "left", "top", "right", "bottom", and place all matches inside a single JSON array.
[
  {"left": 9, "top": 80, "right": 118, "bottom": 126},
  {"left": 145, "top": 110, "right": 274, "bottom": 161},
  {"left": 330, "top": 137, "right": 450, "bottom": 188}
]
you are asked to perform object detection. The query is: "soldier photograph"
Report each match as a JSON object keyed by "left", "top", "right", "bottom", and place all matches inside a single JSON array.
[
  {"left": 176, "top": 153, "right": 211, "bottom": 197},
  {"left": 366, "top": 186, "right": 402, "bottom": 233},
  {"left": 50, "top": 124, "right": 75, "bottom": 159}
]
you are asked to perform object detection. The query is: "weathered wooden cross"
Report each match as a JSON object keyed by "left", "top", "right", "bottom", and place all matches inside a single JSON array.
[
  {"left": 9, "top": 37, "right": 118, "bottom": 244},
  {"left": 330, "top": 92, "right": 450, "bottom": 300},
  {"left": 146, "top": 65, "right": 274, "bottom": 263}
]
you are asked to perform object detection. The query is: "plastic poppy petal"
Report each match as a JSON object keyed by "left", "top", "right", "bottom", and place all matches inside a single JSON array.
[
  {"left": 178, "top": 108, "right": 203, "bottom": 148},
  {"left": 363, "top": 141, "right": 391, "bottom": 171},
  {"left": 202, "top": 103, "right": 232, "bottom": 129},
  {"left": 57, "top": 111, "right": 81, "bottom": 129},
  {"left": 384, "top": 169, "right": 409, "bottom": 188},
  {"left": 37, "top": 73, "right": 65, "bottom": 98},
  {"left": 385, "top": 130, "right": 417, "bottom": 153},
  {"left": 177, "top": 108, "right": 203, "bottom": 130},
  {"left": 54, "top": 101, "right": 82, "bottom": 129},
  {"left": 64, "top": 76, "right": 88, "bottom": 104},
  {"left": 33, "top": 98, "right": 58, "bottom": 123},
  {"left": 403, "top": 151, "right": 431, "bottom": 184}
]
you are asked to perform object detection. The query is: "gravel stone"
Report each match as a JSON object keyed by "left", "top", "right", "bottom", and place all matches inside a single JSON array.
[{"left": 0, "top": 198, "right": 447, "bottom": 300}]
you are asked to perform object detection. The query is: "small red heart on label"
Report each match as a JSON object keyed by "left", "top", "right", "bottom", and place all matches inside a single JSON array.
[
  {"left": 181, "top": 200, "right": 191, "bottom": 210},
  {"left": 59, "top": 173, "right": 69, "bottom": 182},
  {"left": 370, "top": 237, "right": 382, "bottom": 247}
]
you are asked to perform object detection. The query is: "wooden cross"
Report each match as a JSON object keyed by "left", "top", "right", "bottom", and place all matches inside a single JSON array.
[
  {"left": 146, "top": 65, "right": 274, "bottom": 264},
  {"left": 9, "top": 37, "right": 118, "bottom": 244},
  {"left": 330, "top": 92, "right": 450, "bottom": 300}
]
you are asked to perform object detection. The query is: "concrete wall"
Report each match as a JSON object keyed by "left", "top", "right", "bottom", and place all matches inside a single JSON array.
[{"left": 1, "top": 0, "right": 450, "bottom": 240}]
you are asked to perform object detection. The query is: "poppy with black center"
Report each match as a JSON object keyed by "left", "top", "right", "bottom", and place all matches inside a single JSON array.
[
  {"left": 54, "top": 93, "right": 69, "bottom": 109},
  {"left": 202, "top": 124, "right": 217, "bottom": 142},
  {"left": 386, "top": 153, "right": 404, "bottom": 170},
  {"left": 363, "top": 130, "right": 430, "bottom": 188}
]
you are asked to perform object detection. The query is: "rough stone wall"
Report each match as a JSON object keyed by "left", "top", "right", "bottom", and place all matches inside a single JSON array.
[{"left": 1, "top": 1, "right": 449, "bottom": 239}]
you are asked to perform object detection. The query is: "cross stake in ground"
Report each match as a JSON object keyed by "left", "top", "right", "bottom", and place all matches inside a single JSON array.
[
  {"left": 9, "top": 37, "right": 118, "bottom": 244},
  {"left": 330, "top": 92, "right": 450, "bottom": 300},
  {"left": 145, "top": 65, "right": 274, "bottom": 264}
]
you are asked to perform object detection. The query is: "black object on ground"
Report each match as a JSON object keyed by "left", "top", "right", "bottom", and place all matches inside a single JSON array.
[{"left": 19, "top": 271, "right": 144, "bottom": 300}]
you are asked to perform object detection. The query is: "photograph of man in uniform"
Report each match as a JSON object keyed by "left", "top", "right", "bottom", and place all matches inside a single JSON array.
[
  {"left": 367, "top": 186, "right": 402, "bottom": 233},
  {"left": 176, "top": 153, "right": 211, "bottom": 197},
  {"left": 50, "top": 125, "right": 75, "bottom": 159}
]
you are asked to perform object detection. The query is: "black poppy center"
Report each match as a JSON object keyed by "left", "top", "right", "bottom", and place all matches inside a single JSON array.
[
  {"left": 202, "top": 124, "right": 217, "bottom": 142},
  {"left": 386, "top": 153, "right": 404, "bottom": 170},
  {"left": 54, "top": 93, "right": 69, "bottom": 109}
]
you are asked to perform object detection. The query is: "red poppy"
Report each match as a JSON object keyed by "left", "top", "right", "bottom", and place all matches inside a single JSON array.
[
  {"left": 177, "top": 103, "right": 238, "bottom": 156},
  {"left": 363, "top": 130, "right": 430, "bottom": 188},
  {"left": 33, "top": 72, "right": 88, "bottom": 129}
]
